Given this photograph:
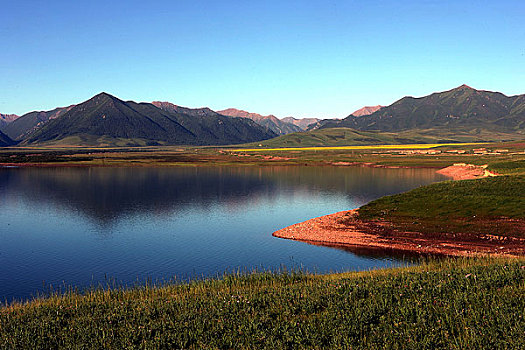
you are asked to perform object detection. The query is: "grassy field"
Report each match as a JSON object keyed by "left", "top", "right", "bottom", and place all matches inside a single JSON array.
[
  {"left": 1, "top": 258, "right": 524, "bottom": 349},
  {"left": 0, "top": 141, "right": 523, "bottom": 170},
  {"left": 358, "top": 175, "right": 525, "bottom": 237},
  {"left": 231, "top": 142, "right": 484, "bottom": 152}
]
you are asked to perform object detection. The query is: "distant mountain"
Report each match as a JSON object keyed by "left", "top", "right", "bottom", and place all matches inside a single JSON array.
[
  {"left": 0, "top": 130, "right": 13, "bottom": 146},
  {"left": 3, "top": 106, "right": 74, "bottom": 140},
  {"left": 350, "top": 105, "right": 383, "bottom": 117},
  {"left": 0, "top": 113, "right": 20, "bottom": 130},
  {"left": 218, "top": 108, "right": 301, "bottom": 135},
  {"left": 281, "top": 117, "right": 320, "bottom": 131},
  {"left": 317, "top": 85, "right": 525, "bottom": 137},
  {"left": 22, "top": 93, "right": 276, "bottom": 146}
]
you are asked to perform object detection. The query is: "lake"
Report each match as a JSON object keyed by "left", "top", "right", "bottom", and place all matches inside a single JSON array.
[{"left": 0, "top": 166, "right": 447, "bottom": 302}]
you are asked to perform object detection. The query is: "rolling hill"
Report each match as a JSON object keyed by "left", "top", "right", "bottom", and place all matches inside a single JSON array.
[
  {"left": 241, "top": 127, "right": 503, "bottom": 148},
  {"left": 218, "top": 108, "right": 302, "bottom": 135},
  {"left": 22, "top": 93, "right": 277, "bottom": 146},
  {"left": 317, "top": 85, "right": 525, "bottom": 136}
]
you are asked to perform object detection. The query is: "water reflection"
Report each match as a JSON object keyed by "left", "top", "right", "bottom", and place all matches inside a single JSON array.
[
  {"left": 0, "top": 166, "right": 444, "bottom": 228},
  {"left": 0, "top": 166, "right": 446, "bottom": 302}
]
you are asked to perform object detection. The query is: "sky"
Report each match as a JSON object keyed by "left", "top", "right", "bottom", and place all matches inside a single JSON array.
[{"left": 1, "top": 0, "right": 524, "bottom": 119}]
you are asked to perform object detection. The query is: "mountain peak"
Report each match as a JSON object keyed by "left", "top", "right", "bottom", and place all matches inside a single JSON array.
[
  {"left": 457, "top": 84, "right": 474, "bottom": 90},
  {"left": 93, "top": 92, "right": 120, "bottom": 101},
  {"left": 351, "top": 105, "right": 384, "bottom": 117}
]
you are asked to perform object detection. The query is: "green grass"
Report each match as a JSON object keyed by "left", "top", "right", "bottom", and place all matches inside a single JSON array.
[
  {"left": 488, "top": 160, "right": 525, "bottom": 175},
  {"left": 1, "top": 258, "right": 524, "bottom": 349},
  {"left": 358, "top": 175, "right": 525, "bottom": 237},
  {"left": 241, "top": 126, "right": 525, "bottom": 149}
]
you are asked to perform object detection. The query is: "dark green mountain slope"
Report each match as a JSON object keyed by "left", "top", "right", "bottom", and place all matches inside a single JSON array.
[
  {"left": 22, "top": 93, "right": 276, "bottom": 146},
  {"left": 3, "top": 106, "right": 73, "bottom": 140},
  {"left": 0, "top": 130, "right": 13, "bottom": 146},
  {"left": 318, "top": 85, "right": 525, "bottom": 135}
]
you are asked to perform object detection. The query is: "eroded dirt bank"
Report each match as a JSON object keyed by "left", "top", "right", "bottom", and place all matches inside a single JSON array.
[
  {"left": 273, "top": 210, "right": 524, "bottom": 257},
  {"left": 436, "top": 163, "right": 498, "bottom": 180}
]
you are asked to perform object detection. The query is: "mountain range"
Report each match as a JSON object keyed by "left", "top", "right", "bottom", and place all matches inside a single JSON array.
[
  {"left": 316, "top": 85, "right": 525, "bottom": 135},
  {"left": 281, "top": 117, "right": 320, "bottom": 130},
  {"left": 218, "top": 108, "right": 302, "bottom": 135},
  {"left": 0, "top": 85, "right": 523, "bottom": 147},
  {"left": 18, "top": 93, "right": 277, "bottom": 146}
]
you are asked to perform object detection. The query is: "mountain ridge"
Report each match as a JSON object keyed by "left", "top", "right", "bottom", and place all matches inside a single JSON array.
[
  {"left": 316, "top": 85, "right": 525, "bottom": 135},
  {"left": 22, "top": 93, "right": 277, "bottom": 146},
  {"left": 218, "top": 108, "right": 302, "bottom": 135}
]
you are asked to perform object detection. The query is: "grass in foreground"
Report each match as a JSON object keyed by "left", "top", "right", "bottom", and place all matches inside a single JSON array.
[
  {"left": 358, "top": 175, "right": 525, "bottom": 237},
  {"left": 1, "top": 258, "right": 524, "bottom": 349}
]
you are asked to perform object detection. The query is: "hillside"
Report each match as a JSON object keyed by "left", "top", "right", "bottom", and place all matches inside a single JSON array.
[
  {"left": 2, "top": 106, "right": 74, "bottom": 140},
  {"left": 2, "top": 258, "right": 524, "bottom": 348},
  {"left": 281, "top": 116, "right": 320, "bottom": 130},
  {"left": 0, "top": 114, "right": 20, "bottom": 130},
  {"left": 240, "top": 127, "right": 475, "bottom": 148},
  {"left": 0, "top": 130, "right": 13, "bottom": 146},
  {"left": 218, "top": 108, "right": 301, "bottom": 135},
  {"left": 244, "top": 124, "right": 525, "bottom": 148},
  {"left": 318, "top": 85, "right": 525, "bottom": 138},
  {"left": 22, "top": 93, "right": 276, "bottom": 146}
]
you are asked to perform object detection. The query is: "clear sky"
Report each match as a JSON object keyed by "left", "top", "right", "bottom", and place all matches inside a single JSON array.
[{"left": 1, "top": 0, "right": 524, "bottom": 118}]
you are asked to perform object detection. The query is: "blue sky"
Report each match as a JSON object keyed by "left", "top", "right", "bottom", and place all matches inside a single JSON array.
[{"left": 1, "top": 0, "right": 524, "bottom": 118}]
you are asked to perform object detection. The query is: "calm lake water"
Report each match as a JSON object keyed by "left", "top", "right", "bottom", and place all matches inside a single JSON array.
[{"left": 0, "top": 166, "right": 447, "bottom": 302}]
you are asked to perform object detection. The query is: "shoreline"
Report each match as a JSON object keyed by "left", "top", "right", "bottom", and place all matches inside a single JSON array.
[
  {"left": 272, "top": 210, "right": 524, "bottom": 258},
  {"left": 273, "top": 164, "right": 525, "bottom": 258}
]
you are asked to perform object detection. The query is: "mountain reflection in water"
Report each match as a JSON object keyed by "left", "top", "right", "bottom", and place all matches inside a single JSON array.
[{"left": 0, "top": 166, "right": 447, "bottom": 302}]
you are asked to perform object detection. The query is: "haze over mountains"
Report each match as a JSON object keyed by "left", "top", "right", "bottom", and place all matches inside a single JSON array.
[{"left": 0, "top": 85, "right": 523, "bottom": 147}]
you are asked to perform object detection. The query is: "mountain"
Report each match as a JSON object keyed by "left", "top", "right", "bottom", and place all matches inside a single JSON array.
[
  {"left": 318, "top": 85, "right": 525, "bottom": 136},
  {"left": 0, "top": 130, "right": 13, "bottom": 146},
  {"left": 281, "top": 117, "right": 320, "bottom": 130},
  {"left": 0, "top": 114, "right": 20, "bottom": 130},
  {"left": 22, "top": 93, "right": 276, "bottom": 146},
  {"left": 350, "top": 105, "right": 383, "bottom": 117},
  {"left": 3, "top": 106, "right": 74, "bottom": 140},
  {"left": 218, "top": 108, "right": 301, "bottom": 135}
]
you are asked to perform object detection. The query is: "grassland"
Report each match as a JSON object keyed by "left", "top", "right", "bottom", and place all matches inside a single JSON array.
[
  {"left": 357, "top": 176, "right": 525, "bottom": 240},
  {"left": 232, "top": 142, "right": 484, "bottom": 152},
  {"left": 1, "top": 258, "right": 524, "bottom": 349},
  {"left": 0, "top": 141, "right": 524, "bottom": 170},
  {"left": 241, "top": 127, "right": 524, "bottom": 149}
]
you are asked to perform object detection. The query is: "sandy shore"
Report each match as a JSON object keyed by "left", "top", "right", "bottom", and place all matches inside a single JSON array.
[{"left": 273, "top": 165, "right": 524, "bottom": 257}]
